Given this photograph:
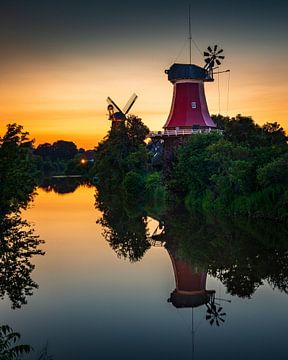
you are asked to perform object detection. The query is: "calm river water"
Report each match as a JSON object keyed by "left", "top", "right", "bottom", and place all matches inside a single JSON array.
[{"left": 1, "top": 184, "right": 288, "bottom": 359}]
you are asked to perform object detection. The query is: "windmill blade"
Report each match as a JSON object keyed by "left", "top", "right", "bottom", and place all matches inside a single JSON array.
[
  {"left": 106, "top": 97, "right": 122, "bottom": 113},
  {"left": 206, "top": 305, "right": 212, "bottom": 313},
  {"left": 123, "top": 93, "right": 138, "bottom": 114},
  {"left": 210, "top": 319, "right": 214, "bottom": 325},
  {"left": 216, "top": 319, "right": 220, "bottom": 326},
  {"left": 219, "top": 317, "right": 225, "bottom": 323},
  {"left": 206, "top": 315, "right": 212, "bottom": 320},
  {"left": 204, "top": 45, "right": 225, "bottom": 70},
  {"left": 217, "top": 307, "right": 223, "bottom": 313}
]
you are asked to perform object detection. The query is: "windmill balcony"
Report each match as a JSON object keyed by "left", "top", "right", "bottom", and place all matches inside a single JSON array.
[{"left": 149, "top": 128, "right": 223, "bottom": 138}]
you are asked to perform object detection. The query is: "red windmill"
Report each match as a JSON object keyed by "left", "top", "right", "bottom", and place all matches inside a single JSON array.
[
  {"left": 164, "top": 46, "right": 224, "bottom": 131},
  {"left": 150, "top": 45, "right": 225, "bottom": 164}
]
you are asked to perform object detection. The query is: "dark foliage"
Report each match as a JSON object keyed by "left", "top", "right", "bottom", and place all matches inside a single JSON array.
[
  {"left": 95, "top": 190, "right": 150, "bottom": 263},
  {"left": 34, "top": 140, "right": 94, "bottom": 177},
  {"left": 0, "top": 325, "right": 32, "bottom": 359},
  {"left": 93, "top": 115, "right": 149, "bottom": 191},
  {"left": 170, "top": 115, "right": 288, "bottom": 222},
  {"left": 0, "top": 213, "right": 44, "bottom": 309},
  {"left": 0, "top": 124, "right": 38, "bottom": 215},
  {"left": 34, "top": 140, "right": 78, "bottom": 161},
  {"left": 159, "top": 206, "right": 288, "bottom": 299},
  {"left": 39, "top": 177, "right": 90, "bottom": 194}
]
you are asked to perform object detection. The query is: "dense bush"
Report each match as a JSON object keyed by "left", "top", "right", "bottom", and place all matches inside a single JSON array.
[{"left": 170, "top": 116, "right": 288, "bottom": 222}]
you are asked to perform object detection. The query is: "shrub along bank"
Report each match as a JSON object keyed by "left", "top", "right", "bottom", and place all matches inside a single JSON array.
[{"left": 169, "top": 115, "right": 288, "bottom": 222}]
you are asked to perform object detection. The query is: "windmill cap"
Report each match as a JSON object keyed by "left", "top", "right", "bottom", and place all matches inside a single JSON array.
[
  {"left": 165, "top": 63, "right": 213, "bottom": 82},
  {"left": 168, "top": 289, "right": 215, "bottom": 308}
]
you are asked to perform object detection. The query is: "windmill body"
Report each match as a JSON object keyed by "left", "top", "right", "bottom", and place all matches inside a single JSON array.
[
  {"left": 164, "top": 63, "right": 216, "bottom": 131},
  {"left": 149, "top": 45, "right": 225, "bottom": 166},
  {"left": 167, "top": 248, "right": 215, "bottom": 308}
]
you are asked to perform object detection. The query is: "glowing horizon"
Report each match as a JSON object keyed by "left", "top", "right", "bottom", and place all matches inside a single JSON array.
[{"left": 1, "top": 1, "right": 287, "bottom": 149}]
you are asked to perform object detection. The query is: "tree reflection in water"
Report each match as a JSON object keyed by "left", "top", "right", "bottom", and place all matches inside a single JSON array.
[
  {"left": 156, "top": 207, "right": 288, "bottom": 299},
  {"left": 95, "top": 185, "right": 288, "bottom": 300},
  {"left": 95, "top": 190, "right": 150, "bottom": 262},
  {"left": 39, "top": 177, "right": 91, "bottom": 194},
  {"left": 0, "top": 214, "right": 44, "bottom": 309}
]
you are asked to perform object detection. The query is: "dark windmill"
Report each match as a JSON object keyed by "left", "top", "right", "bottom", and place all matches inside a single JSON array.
[
  {"left": 107, "top": 93, "right": 138, "bottom": 130},
  {"left": 204, "top": 45, "right": 225, "bottom": 73}
]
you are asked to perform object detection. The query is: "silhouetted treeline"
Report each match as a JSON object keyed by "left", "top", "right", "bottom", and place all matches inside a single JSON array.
[
  {"left": 34, "top": 140, "right": 95, "bottom": 177},
  {"left": 39, "top": 177, "right": 92, "bottom": 194}
]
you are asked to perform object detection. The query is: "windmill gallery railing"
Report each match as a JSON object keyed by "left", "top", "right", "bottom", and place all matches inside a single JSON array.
[{"left": 149, "top": 128, "right": 223, "bottom": 138}]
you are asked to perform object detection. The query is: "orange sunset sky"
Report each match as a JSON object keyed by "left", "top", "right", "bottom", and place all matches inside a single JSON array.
[{"left": 0, "top": 0, "right": 287, "bottom": 149}]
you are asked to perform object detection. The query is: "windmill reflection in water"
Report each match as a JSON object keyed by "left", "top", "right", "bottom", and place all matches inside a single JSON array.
[{"left": 148, "top": 220, "right": 230, "bottom": 358}]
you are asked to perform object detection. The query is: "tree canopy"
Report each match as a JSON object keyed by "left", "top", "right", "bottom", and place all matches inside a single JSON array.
[
  {"left": 170, "top": 115, "right": 288, "bottom": 222},
  {"left": 94, "top": 115, "right": 149, "bottom": 190},
  {"left": 0, "top": 124, "right": 38, "bottom": 215}
]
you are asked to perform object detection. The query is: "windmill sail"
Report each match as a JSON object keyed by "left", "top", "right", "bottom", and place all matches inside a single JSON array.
[
  {"left": 106, "top": 97, "right": 122, "bottom": 113},
  {"left": 123, "top": 93, "right": 138, "bottom": 115}
]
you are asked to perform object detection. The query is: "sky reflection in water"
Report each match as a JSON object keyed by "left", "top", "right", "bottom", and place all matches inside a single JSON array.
[{"left": 1, "top": 184, "right": 288, "bottom": 359}]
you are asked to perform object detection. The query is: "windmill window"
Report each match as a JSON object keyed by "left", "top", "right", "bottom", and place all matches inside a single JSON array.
[{"left": 191, "top": 102, "right": 197, "bottom": 109}]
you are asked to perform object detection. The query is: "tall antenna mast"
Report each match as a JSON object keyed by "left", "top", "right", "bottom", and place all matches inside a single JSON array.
[{"left": 189, "top": 4, "right": 192, "bottom": 64}]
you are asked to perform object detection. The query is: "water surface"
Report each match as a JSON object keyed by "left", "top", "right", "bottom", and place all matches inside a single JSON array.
[{"left": 1, "top": 185, "right": 288, "bottom": 359}]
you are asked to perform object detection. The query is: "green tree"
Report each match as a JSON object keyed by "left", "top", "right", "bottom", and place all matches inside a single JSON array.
[
  {"left": 0, "top": 124, "right": 38, "bottom": 215},
  {"left": 257, "top": 153, "right": 288, "bottom": 188},
  {"left": 94, "top": 116, "right": 149, "bottom": 190},
  {"left": 123, "top": 171, "right": 145, "bottom": 202},
  {"left": 168, "top": 115, "right": 288, "bottom": 221},
  {"left": 169, "top": 133, "right": 221, "bottom": 198},
  {"left": 223, "top": 114, "right": 263, "bottom": 146}
]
